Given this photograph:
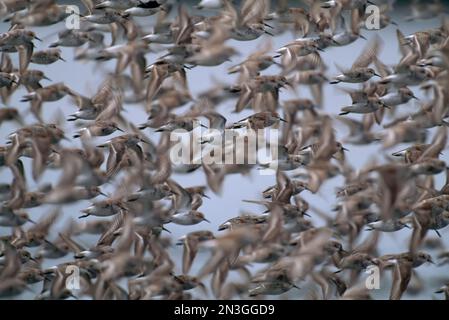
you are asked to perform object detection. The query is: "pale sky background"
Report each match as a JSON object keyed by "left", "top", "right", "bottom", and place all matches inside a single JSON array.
[{"left": 0, "top": 1, "right": 448, "bottom": 299}]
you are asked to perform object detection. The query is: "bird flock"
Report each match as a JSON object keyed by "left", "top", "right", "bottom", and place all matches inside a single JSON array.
[{"left": 0, "top": 0, "right": 449, "bottom": 300}]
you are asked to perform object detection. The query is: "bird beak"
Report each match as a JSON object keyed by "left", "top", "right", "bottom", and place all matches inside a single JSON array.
[
  {"left": 279, "top": 117, "right": 287, "bottom": 123},
  {"left": 359, "top": 34, "right": 367, "bottom": 40},
  {"left": 116, "top": 127, "right": 125, "bottom": 132},
  {"left": 99, "top": 191, "right": 108, "bottom": 197},
  {"left": 412, "top": 95, "right": 419, "bottom": 100},
  {"left": 428, "top": 258, "right": 435, "bottom": 264},
  {"left": 264, "top": 30, "right": 274, "bottom": 36},
  {"left": 374, "top": 73, "right": 381, "bottom": 77},
  {"left": 317, "top": 47, "right": 325, "bottom": 52},
  {"left": 342, "top": 147, "right": 349, "bottom": 151},
  {"left": 263, "top": 23, "right": 274, "bottom": 29},
  {"left": 43, "top": 76, "right": 52, "bottom": 81},
  {"left": 203, "top": 218, "right": 210, "bottom": 223},
  {"left": 200, "top": 124, "right": 208, "bottom": 129},
  {"left": 202, "top": 194, "right": 210, "bottom": 199},
  {"left": 34, "top": 36, "right": 42, "bottom": 41},
  {"left": 59, "top": 56, "right": 66, "bottom": 62}
]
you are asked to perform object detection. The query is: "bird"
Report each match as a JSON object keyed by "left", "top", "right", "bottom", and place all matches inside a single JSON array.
[
  {"left": 0, "top": 0, "right": 448, "bottom": 302},
  {"left": 339, "top": 91, "right": 389, "bottom": 116},
  {"left": 229, "top": 111, "right": 287, "bottom": 130},
  {"left": 49, "top": 29, "right": 92, "bottom": 48},
  {"left": 380, "top": 251, "right": 434, "bottom": 300},
  {"left": 330, "top": 35, "right": 382, "bottom": 84},
  {"left": 30, "top": 49, "right": 66, "bottom": 65}
]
